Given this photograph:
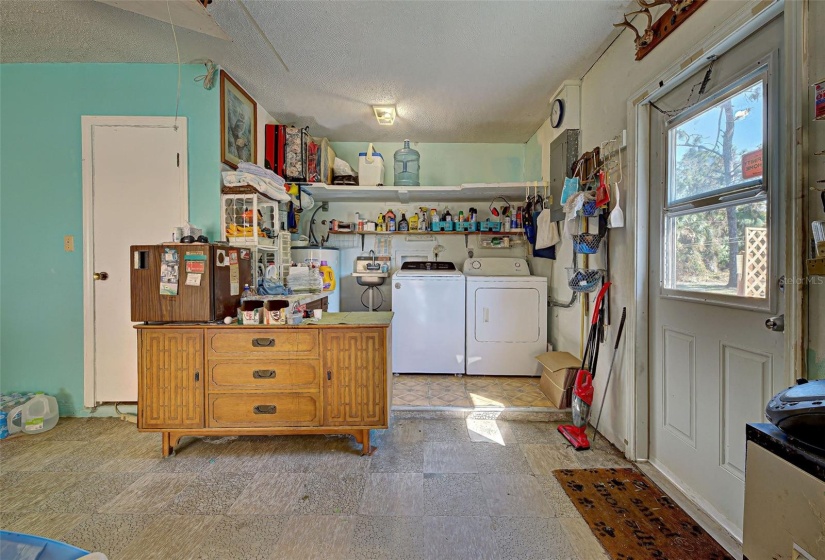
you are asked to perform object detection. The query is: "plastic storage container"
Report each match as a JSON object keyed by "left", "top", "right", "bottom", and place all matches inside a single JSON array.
[
  {"left": 3, "top": 393, "right": 59, "bottom": 436},
  {"left": 358, "top": 143, "right": 385, "bottom": 186},
  {"left": 0, "top": 530, "right": 102, "bottom": 560},
  {"left": 393, "top": 139, "right": 420, "bottom": 186}
]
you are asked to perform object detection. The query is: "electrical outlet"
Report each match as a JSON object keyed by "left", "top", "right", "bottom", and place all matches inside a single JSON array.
[{"left": 64, "top": 235, "right": 75, "bottom": 252}]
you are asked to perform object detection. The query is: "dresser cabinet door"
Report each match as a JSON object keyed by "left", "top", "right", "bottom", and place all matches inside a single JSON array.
[
  {"left": 139, "top": 330, "right": 204, "bottom": 429},
  {"left": 322, "top": 329, "right": 386, "bottom": 426}
]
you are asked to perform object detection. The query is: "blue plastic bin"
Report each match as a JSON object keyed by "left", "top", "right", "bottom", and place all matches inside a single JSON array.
[{"left": 0, "top": 531, "right": 92, "bottom": 560}]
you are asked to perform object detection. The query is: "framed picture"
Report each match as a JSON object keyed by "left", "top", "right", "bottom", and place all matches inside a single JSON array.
[{"left": 220, "top": 70, "right": 257, "bottom": 168}]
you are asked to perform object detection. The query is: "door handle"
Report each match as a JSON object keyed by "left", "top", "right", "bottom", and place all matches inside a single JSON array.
[
  {"left": 93, "top": 272, "right": 109, "bottom": 281},
  {"left": 252, "top": 338, "right": 275, "bottom": 347},
  {"left": 252, "top": 405, "right": 277, "bottom": 414},
  {"left": 765, "top": 314, "right": 784, "bottom": 332},
  {"left": 253, "top": 369, "right": 276, "bottom": 379}
]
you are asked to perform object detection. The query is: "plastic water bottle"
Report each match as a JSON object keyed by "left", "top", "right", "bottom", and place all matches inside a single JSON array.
[
  {"left": 242, "top": 284, "right": 252, "bottom": 299},
  {"left": 394, "top": 140, "right": 420, "bottom": 186}
]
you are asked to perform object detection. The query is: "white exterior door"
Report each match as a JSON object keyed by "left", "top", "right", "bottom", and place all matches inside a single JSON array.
[
  {"left": 647, "top": 17, "right": 786, "bottom": 537},
  {"left": 82, "top": 117, "right": 188, "bottom": 406}
]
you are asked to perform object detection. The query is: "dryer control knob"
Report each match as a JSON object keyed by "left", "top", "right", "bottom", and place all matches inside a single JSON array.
[
  {"left": 471, "top": 261, "right": 481, "bottom": 269},
  {"left": 395, "top": 283, "right": 401, "bottom": 289}
]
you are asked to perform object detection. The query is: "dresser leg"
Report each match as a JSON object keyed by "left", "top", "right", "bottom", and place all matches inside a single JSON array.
[
  {"left": 162, "top": 432, "right": 172, "bottom": 457},
  {"left": 360, "top": 429, "right": 373, "bottom": 456}
]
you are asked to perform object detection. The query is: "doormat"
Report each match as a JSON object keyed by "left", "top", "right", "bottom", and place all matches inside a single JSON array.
[{"left": 553, "top": 468, "right": 734, "bottom": 560}]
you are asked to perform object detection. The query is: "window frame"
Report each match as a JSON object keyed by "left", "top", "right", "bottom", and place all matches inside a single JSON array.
[{"left": 658, "top": 53, "right": 778, "bottom": 312}]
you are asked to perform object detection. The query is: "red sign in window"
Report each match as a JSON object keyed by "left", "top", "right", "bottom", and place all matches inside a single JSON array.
[{"left": 741, "top": 149, "right": 763, "bottom": 179}]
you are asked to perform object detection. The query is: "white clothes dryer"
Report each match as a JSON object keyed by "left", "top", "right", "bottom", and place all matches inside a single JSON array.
[{"left": 463, "top": 258, "right": 547, "bottom": 376}]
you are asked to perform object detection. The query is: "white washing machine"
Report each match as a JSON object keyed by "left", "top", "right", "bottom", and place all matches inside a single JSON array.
[
  {"left": 464, "top": 258, "right": 547, "bottom": 376},
  {"left": 392, "top": 261, "right": 465, "bottom": 374}
]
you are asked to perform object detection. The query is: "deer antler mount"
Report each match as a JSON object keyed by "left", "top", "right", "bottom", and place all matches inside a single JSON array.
[{"left": 614, "top": 0, "right": 707, "bottom": 61}]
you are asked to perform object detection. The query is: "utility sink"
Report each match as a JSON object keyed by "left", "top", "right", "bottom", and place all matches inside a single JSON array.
[
  {"left": 353, "top": 272, "right": 388, "bottom": 287},
  {"left": 354, "top": 255, "right": 390, "bottom": 287}
]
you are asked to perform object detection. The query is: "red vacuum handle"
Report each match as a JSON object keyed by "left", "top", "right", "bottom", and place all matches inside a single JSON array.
[{"left": 591, "top": 282, "right": 611, "bottom": 325}]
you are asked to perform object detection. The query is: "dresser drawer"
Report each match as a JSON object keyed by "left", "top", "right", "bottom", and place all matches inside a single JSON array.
[
  {"left": 208, "top": 393, "right": 320, "bottom": 427},
  {"left": 207, "top": 329, "right": 318, "bottom": 357},
  {"left": 208, "top": 359, "right": 320, "bottom": 391}
]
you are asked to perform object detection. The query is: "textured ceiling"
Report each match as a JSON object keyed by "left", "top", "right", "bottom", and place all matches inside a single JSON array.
[{"left": 0, "top": 0, "right": 628, "bottom": 142}]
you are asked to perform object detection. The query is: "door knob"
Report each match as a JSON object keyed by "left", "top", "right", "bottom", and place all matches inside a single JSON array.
[
  {"left": 765, "top": 314, "right": 784, "bottom": 332},
  {"left": 93, "top": 272, "right": 109, "bottom": 281}
]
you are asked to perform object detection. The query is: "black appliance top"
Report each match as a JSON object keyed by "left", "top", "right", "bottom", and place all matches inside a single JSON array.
[{"left": 399, "top": 261, "right": 457, "bottom": 271}]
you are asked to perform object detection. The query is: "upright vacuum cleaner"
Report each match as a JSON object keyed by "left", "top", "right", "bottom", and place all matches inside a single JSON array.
[{"left": 558, "top": 282, "right": 610, "bottom": 450}]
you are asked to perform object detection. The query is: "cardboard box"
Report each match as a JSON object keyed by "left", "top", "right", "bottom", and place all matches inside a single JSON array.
[
  {"left": 536, "top": 352, "right": 581, "bottom": 409},
  {"left": 238, "top": 300, "right": 264, "bottom": 325},
  {"left": 263, "top": 299, "right": 289, "bottom": 325}
]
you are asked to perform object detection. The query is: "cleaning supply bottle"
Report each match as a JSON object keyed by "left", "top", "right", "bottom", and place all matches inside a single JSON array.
[
  {"left": 442, "top": 208, "right": 452, "bottom": 222},
  {"left": 377, "top": 213, "right": 385, "bottom": 232},
  {"left": 457, "top": 210, "right": 464, "bottom": 222},
  {"left": 409, "top": 212, "right": 419, "bottom": 231},
  {"left": 319, "top": 260, "right": 336, "bottom": 292},
  {"left": 385, "top": 209, "right": 396, "bottom": 232},
  {"left": 393, "top": 139, "right": 421, "bottom": 186}
]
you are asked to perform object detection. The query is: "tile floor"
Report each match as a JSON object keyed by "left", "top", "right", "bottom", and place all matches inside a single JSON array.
[
  {"left": 0, "top": 414, "right": 628, "bottom": 559},
  {"left": 392, "top": 374, "right": 556, "bottom": 409}
]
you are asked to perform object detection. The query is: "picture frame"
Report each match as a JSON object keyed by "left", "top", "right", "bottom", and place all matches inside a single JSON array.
[{"left": 220, "top": 70, "right": 257, "bottom": 168}]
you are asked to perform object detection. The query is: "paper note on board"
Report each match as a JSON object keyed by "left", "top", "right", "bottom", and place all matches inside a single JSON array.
[
  {"left": 229, "top": 249, "right": 240, "bottom": 295},
  {"left": 185, "top": 273, "right": 202, "bottom": 286},
  {"left": 160, "top": 247, "right": 179, "bottom": 296}
]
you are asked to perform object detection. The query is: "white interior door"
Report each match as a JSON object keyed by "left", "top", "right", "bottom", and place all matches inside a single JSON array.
[
  {"left": 647, "top": 17, "right": 786, "bottom": 538},
  {"left": 82, "top": 117, "right": 188, "bottom": 406}
]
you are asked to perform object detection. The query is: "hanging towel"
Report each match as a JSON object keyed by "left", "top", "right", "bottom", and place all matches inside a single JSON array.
[
  {"left": 222, "top": 171, "right": 290, "bottom": 202},
  {"left": 535, "top": 209, "right": 560, "bottom": 250}
]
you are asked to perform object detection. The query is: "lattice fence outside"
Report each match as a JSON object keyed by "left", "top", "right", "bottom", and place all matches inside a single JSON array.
[{"left": 744, "top": 227, "right": 768, "bottom": 298}]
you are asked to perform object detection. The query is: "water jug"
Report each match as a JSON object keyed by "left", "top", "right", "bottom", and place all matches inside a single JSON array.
[
  {"left": 394, "top": 140, "right": 420, "bottom": 186},
  {"left": 6, "top": 394, "right": 59, "bottom": 435}
]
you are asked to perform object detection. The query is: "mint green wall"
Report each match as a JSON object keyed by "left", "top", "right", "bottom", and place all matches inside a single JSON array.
[
  {"left": 0, "top": 64, "right": 219, "bottom": 415},
  {"left": 523, "top": 131, "right": 542, "bottom": 181},
  {"left": 330, "top": 142, "right": 526, "bottom": 185}
]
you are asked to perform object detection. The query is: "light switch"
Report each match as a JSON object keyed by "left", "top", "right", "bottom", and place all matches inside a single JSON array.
[{"left": 64, "top": 235, "right": 74, "bottom": 252}]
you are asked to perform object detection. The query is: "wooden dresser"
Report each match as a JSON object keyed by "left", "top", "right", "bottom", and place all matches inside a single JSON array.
[{"left": 135, "top": 312, "right": 392, "bottom": 457}]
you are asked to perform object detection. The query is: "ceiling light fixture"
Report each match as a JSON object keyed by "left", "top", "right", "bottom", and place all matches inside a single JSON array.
[{"left": 373, "top": 106, "right": 396, "bottom": 126}]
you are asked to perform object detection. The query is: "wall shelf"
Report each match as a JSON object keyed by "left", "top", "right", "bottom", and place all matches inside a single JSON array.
[
  {"left": 302, "top": 182, "right": 546, "bottom": 203},
  {"left": 328, "top": 229, "right": 525, "bottom": 250}
]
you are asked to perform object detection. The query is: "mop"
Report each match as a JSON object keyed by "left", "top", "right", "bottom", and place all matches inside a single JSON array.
[
  {"left": 558, "top": 282, "right": 610, "bottom": 450},
  {"left": 592, "top": 307, "right": 627, "bottom": 445}
]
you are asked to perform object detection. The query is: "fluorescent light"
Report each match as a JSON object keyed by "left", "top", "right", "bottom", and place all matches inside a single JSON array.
[{"left": 373, "top": 105, "right": 396, "bottom": 126}]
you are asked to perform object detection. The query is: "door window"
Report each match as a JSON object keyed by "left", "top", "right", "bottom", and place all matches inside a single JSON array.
[{"left": 663, "top": 72, "right": 770, "bottom": 304}]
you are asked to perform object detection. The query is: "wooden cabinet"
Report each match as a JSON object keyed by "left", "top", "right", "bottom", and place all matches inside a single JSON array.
[
  {"left": 322, "top": 329, "right": 386, "bottom": 427},
  {"left": 135, "top": 321, "right": 391, "bottom": 457},
  {"left": 138, "top": 329, "right": 204, "bottom": 430}
]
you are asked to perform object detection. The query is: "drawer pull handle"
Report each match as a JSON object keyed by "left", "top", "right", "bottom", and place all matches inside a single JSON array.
[
  {"left": 253, "top": 405, "right": 277, "bottom": 415},
  {"left": 327, "top": 370, "right": 332, "bottom": 381},
  {"left": 253, "top": 369, "right": 276, "bottom": 379},
  {"left": 252, "top": 338, "right": 275, "bottom": 348}
]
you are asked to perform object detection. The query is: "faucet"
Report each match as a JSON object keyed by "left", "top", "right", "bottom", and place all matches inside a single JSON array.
[{"left": 366, "top": 249, "right": 380, "bottom": 271}]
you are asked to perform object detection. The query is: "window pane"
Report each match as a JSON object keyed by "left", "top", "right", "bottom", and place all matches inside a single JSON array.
[
  {"left": 669, "top": 81, "right": 764, "bottom": 204},
  {"left": 665, "top": 201, "right": 768, "bottom": 298}
]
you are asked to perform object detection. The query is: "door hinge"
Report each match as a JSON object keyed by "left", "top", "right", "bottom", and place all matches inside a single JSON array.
[{"left": 176, "top": 153, "right": 180, "bottom": 167}]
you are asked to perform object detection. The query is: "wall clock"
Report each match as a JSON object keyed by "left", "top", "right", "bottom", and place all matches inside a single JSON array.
[{"left": 551, "top": 98, "right": 565, "bottom": 129}]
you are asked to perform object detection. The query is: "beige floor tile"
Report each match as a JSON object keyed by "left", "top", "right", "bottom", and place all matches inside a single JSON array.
[
  {"left": 98, "top": 473, "right": 192, "bottom": 514},
  {"left": 465, "top": 417, "right": 517, "bottom": 445},
  {"left": 117, "top": 514, "right": 221, "bottom": 560},
  {"left": 429, "top": 395, "right": 472, "bottom": 407},
  {"left": 271, "top": 515, "right": 355, "bottom": 560},
  {"left": 423, "top": 516, "right": 499, "bottom": 560},
  {"left": 479, "top": 474, "right": 555, "bottom": 517},
  {"left": 423, "top": 442, "right": 478, "bottom": 473},
  {"left": 522, "top": 444, "right": 583, "bottom": 475},
  {"left": 228, "top": 472, "right": 309, "bottom": 515},
  {"left": 1, "top": 440, "right": 78, "bottom": 473},
  {"left": 559, "top": 516, "right": 610, "bottom": 559},
  {"left": 1, "top": 472, "right": 89, "bottom": 512},
  {"left": 4, "top": 512, "right": 87, "bottom": 541},
  {"left": 358, "top": 473, "right": 423, "bottom": 516}
]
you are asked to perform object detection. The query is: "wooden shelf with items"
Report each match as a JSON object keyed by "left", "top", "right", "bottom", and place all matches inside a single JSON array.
[
  {"left": 301, "top": 182, "right": 546, "bottom": 203},
  {"left": 328, "top": 229, "right": 526, "bottom": 250}
]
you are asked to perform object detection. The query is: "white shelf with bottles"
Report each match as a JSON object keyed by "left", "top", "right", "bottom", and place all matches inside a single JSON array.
[{"left": 302, "top": 182, "right": 547, "bottom": 203}]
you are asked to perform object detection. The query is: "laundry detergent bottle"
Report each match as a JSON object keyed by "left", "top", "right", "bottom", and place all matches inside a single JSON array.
[{"left": 319, "top": 261, "right": 336, "bottom": 292}]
